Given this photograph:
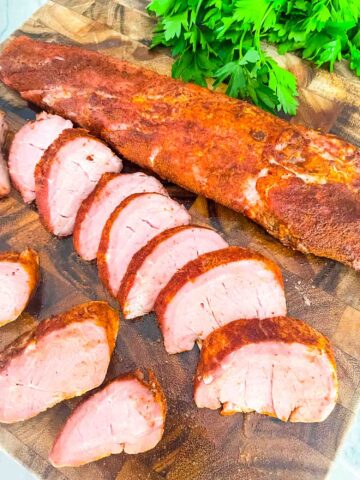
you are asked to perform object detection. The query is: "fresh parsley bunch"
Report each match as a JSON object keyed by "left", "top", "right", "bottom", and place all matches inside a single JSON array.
[{"left": 147, "top": 0, "right": 360, "bottom": 115}]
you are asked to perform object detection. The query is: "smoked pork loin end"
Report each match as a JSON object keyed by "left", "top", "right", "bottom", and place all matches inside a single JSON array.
[{"left": 194, "top": 316, "right": 337, "bottom": 423}]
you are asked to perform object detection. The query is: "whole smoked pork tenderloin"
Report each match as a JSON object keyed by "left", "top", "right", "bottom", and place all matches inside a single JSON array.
[
  {"left": 49, "top": 370, "right": 166, "bottom": 467},
  {"left": 0, "top": 37, "right": 359, "bottom": 269},
  {"left": 194, "top": 317, "right": 338, "bottom": 422},
  {"left": 0, "top": 301, "right": 119, "bottom": 423},
  {"left": 0, "top": 249, "right": 39, "bottom": 327},
  {"left": 155, "top": 246, "right": 286, "bottom": 354}
]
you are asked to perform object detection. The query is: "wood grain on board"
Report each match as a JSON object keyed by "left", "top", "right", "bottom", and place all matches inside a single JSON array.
[{"left": 0, "top": 1, "right": 359, "bottom": 479}]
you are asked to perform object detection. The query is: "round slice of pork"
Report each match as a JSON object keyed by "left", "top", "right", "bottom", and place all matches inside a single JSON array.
[
  {"left": 35, "top": 128, "right": 122, "bottom": 236},
  {"left": 9, "top": 112, "right": 72, "bottom": 203},
  {"left": 98, "top": 192, "right": 191, "bottom": 297},
  {"left": 0, "top": 301, "right": 119, "bottom": 423},
  {"left": 119, "top": 225, "right": 228, "bottom": 319},
  {"left": 0, "top": 249, "right": 39, "bottom": 327},
  {"left": 155, "top": 246, "right": 286, "bottom": 354},
  {"left": 49, "top": 370, "right": 166, "bottom": 467},
  {"left": 0, "top": 112, "right": 10, "bottom": 198},
  {"left": 74, "top": 172, "right": 168, "bottom": 261},
  {"left": 194, "top": 316, "right": 338, "bottom": 423}
]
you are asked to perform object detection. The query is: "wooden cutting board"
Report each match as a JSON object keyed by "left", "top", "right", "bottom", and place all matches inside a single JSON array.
[{"left": 0, "top": 1, "right": 359, "bottom": 479}]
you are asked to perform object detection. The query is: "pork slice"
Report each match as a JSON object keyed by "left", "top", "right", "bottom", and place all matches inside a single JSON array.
[
  {"left": 155, "top": 246, "right": 286, "bottom": 354},
  {"left": 49, "top": 370, "right": 166, "bottom": 467},
  {"left": 35, "top": 128, "right": 122, "bottom": 236},
  {"left": 9, "top": 112, "right": 72, "bottom": 203},
  {"left": 119, "top": 225, "right": 228, "bottom": 319},
  {"left": 194, "top": 317, "right": 338, "bottom": 423},
  {"left": 0, "top": 249, "right": 39, "bottom": 327},
  {"left": 0, "top": 301, "right": 119, "bottom": 423},
  {"left": 98, "top": 192, "right": 191, "bottom": 297},
  {"left": 74, "top": 172, "right": 168, "bottom": 261}
]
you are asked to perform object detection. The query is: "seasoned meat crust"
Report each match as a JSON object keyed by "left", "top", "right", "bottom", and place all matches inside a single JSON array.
[{"left": 0, "top": 37, "right": 359, "bottom": 268}]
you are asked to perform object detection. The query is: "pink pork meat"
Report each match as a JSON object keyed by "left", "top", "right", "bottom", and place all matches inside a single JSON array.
[
  {"left": 194, "top": 317, "right": 338, "bottom": 422},
  {"left": 155, "top": 246, "right": 287, "bottom": 354},
  {"left": 0, "top": 249, "right": 39, "bottom": 327},
  {"left": 0, "top": 301, "right": 119, "bottom": 423},
  {"left": 118, "top": 225, "right": 228, "bottom": 319},
  {"left": 35, "top": 128, "right": 122, "bottom": 236},
  {"left": 74, "top": 172, "right": 168, "bottom": 261},
  {"left": 49, "top": 370, "right": 166, "bottom": 467},
  {"left": 8, "top": 112, "right": 72, "bottom": 202},
  {"left": 98, "top": 192, "right": 191, "bottom": 297}
]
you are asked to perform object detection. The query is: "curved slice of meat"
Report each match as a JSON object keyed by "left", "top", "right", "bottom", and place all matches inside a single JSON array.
[
  {"left": 119, "top": 226, "right": 228, "bottom": 319},
  {"left": 155, "top": 246, "right": 286, "bottom": 354},
  {"left": 0, "top": 301, "right": 119, "bottom": 423},
  {"left": 0, "top": 249, "right": 39, "bottom": 327},
  {"left": 98, "top": 192, "right": 191, "bottom": 297},
  {"left": 194, "top": 317, "right": 338, "bottom": 423},
  {"left": 0, "top": 111, "right": 10, "bottom": 198},
  {"left": 35, "top": 128, "right": 122, "bottom": 236},
  {"left": 74, "top": 172, "right": 168, "bottom": 261},
  {"left": 49, "top": 370, "right": 166, "bottom": 467},
  {"left": 9, "top": 112, "right": 72, "bottom": 203}
]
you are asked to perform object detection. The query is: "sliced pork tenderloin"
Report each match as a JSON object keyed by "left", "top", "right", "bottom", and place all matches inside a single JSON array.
[
  {"left": 194, "top": 317, "right": 338, "bottom": 422},
  {"left": 9, "top": 112, "right": 72, "bottom": 203},
  {"left": 0, "top": 249, "right": 39, "bottom": 327},
  {"left": 0, "top": 111, "right": 10, "bottom": 198},
  {"left": 119, "top": 225, "right": 228, "bottom": 319},
  {"left": 0, "top": 301, "right": 119, "bottom": 423},
  {"left": 98, "top": 192, "right": 191, "bottom": 297},
  {"left": 35, "top": 128, "right": 122, "bottom": 236},
  {"left": 155, "top": 246, "right": 286, "bottom": 354},
  {"left": 74, "top": 172, "right": 168, "bottom": 261},
  {"left": 49, "top": 370, "right": 166, "bottom": 467}
]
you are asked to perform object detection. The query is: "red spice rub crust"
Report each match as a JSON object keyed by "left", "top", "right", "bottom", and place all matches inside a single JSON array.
[
  {"left": 154, "top": 246, "right": 284, "bottom": 328},
  {"left": 1, "top": 37, "right": 359, "bottom": 268}
]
